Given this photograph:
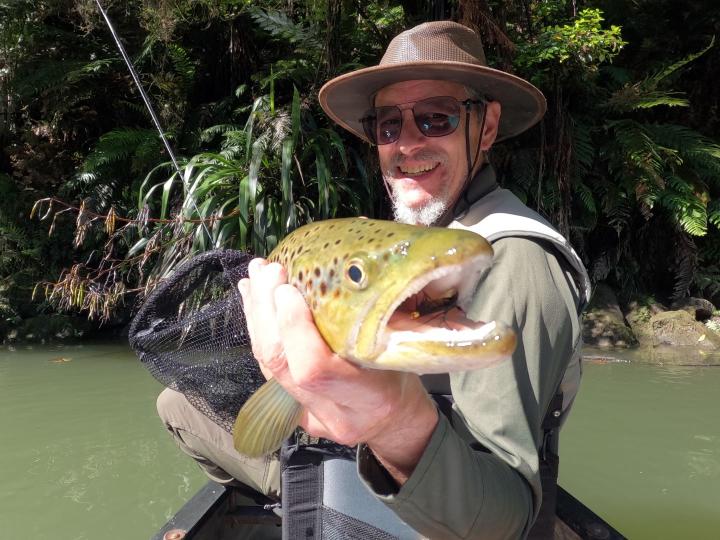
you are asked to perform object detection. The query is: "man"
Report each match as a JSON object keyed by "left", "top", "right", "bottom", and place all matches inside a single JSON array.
[{"left": 157, "top": 21, "right": 590, "bottom": 539}]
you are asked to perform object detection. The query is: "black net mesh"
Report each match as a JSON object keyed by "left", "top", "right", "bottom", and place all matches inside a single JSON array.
[{"left": 128, "top": 249, "right": 265, "bottom": 433}]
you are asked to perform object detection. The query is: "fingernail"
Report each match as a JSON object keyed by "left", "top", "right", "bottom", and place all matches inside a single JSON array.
[{"left": 248, "top": 258, "right": 266, "bottom": 277}]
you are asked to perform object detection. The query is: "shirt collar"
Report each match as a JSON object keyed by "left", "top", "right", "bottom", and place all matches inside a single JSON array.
[{"left": 451, "top": 165, "right": 499, "bottom": 221}]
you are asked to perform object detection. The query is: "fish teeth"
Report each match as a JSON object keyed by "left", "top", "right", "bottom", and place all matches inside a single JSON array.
[
  {"left": 388, "top": 320, "right": 498, "bottom": 345},
  {"left": 376, "top": 253, "right": 493, "bottom": 350}
]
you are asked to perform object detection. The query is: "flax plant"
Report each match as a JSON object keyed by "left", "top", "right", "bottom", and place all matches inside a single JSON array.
[{"left": 135, "top": 84, "right": 370, "bottom": 286}]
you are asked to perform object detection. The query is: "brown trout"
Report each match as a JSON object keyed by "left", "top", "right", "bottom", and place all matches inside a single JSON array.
[{"left": 233, "top": 218, "right": 516, "bottom": 457}]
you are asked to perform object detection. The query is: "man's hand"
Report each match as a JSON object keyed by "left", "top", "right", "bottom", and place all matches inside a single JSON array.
[{"left": 238, "top": 258, "right": 439, "bottom": 485}]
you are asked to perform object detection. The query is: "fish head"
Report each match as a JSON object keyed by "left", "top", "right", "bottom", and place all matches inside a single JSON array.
[{"left": 272, "top": 218, "right": 516, "bottom": 374}]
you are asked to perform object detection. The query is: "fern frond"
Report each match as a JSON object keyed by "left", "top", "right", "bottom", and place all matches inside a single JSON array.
[
  {"left": 607, "top": 86, "right": 689, "bottom": 113},
  {"left": 646, "top": 124, "right": 720, "bottom": 182},
  {"left": 572, "top": 117, "right": 594, "bottom": 179},
  {"left": 64, "top": 57, "right": 117, "bottom": 84},
  {"left": 606, "top": 39, "right": 713, "bottom": 114},
  {"left": 575, "top": 181, "right": 597, "bottom": 214},
  {"left": 249, "top": 8, "right": 320, "bottom": 49},
  {"left": 200, "top": 124, "right": 243, "bottom": 143},
  {"left": 646, "top": 36, "right": 714, "bottom": 89},
  {"left": 629, "top": 92, "right": 689, "bottom": 109},
  {"left": 167, "top": 43, "right": 196, "bottom": 89},
  {"left": 603, "top": 190, "right": 633, "bottom": 233},
  {"left": 83, "top": 128, "right": 159, "bottom": 172},
  {"left": 708, "top": 201, "right": 720, "bottom": 230},
  {"left": 611, "top": 120, "right": 665, "bottom": 186},
  {"left": 14, "top": 60, "right": 86, "bottom": 96},
  {"left": 694, "top": 265, "right": 720, "bottom": 299}
]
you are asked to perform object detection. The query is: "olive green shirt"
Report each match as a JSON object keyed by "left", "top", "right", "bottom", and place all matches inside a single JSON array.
[{"left": 358, "top": 180, "right": 583, "bottom": 539}]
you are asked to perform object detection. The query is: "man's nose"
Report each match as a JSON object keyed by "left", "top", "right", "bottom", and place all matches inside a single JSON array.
[{"left": 396, "top": 109, "right": 425, "bottom": 153}]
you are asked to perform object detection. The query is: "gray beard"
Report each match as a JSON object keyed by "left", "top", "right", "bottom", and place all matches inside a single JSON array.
[{"left": 391, "top": 195, "right": 450, "bottom": 226}]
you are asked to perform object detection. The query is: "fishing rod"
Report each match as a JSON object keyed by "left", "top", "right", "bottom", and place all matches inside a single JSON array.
[{"left": 93, "top": 0, "right": 213, "bottom": 240}]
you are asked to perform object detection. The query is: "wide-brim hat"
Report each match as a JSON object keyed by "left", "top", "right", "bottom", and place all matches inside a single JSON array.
[{"left": 318, "top": 21, "right": 546, "bottom": 143}]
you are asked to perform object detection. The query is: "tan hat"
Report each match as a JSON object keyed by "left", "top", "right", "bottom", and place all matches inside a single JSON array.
[{"left": 318, "top": 21, "right": 546, "bottom": 143}]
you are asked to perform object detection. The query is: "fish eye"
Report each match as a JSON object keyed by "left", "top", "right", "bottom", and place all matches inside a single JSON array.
[
  {"left": 344, "top": 258, "right": 368, "bottom": 289},
  {"left": 348, "top": 265, "right": 363, "bottom": 282}
]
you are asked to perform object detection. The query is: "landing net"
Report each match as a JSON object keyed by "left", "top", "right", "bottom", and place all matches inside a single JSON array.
[{"left": 128, "top": 249, "right": 264, "bottom": 432}]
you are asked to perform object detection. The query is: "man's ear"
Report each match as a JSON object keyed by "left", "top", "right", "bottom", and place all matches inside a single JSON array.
[{"left": 480, "top": 101, "right": 501, "bottom": 151}]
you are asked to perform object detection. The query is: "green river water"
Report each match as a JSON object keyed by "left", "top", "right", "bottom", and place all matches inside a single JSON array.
[{"left": 1, "top": 341, "right": 718, "bottom": 539}]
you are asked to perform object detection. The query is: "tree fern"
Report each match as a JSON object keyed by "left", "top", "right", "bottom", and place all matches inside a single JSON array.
[{"left": 671, "top": 231, "right": 698, "bottom": 301}]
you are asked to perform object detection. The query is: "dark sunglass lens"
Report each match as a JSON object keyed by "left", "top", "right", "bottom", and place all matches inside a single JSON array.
[
  {"left": 361, "top": 116, "right": 378, "bottom": 144},
  {"left": 374, "top": 106, "right": 402, "bottom": 144},
  {"left": 413, "top": 97, "right": 461, "bottom": 137}
]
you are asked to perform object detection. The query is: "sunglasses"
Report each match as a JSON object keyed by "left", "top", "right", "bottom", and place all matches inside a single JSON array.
[{"left": 360, "top": 96, "right": 485, "bottom": 145}]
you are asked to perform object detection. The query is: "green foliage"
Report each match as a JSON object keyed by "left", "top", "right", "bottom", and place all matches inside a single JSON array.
[
  {"left": 516, "top": 8, "right": 626, "bottom": 81},
  {"left": 498, "top": 1, "right": 720, "bottom": 303},
  {"left": 3, "top": 0, "right": 720, "bottom": 325},
  {"left": 136, "top": 81, "right": 370, "bottom": 285},
  {"left": 83, "top": 128, "right": 162, "bottom": 174}
]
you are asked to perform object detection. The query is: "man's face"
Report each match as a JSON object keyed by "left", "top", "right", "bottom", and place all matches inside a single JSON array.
[{"left": 375, "top": 80, "right": 500, "bottom": 225}]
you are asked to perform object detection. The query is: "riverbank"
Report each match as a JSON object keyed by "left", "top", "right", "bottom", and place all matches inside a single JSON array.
[
  {"left": 582, "top": 283, "right": 720, "bottom": 366},
  {"left": 5, "top": 290, "right": 720, "bottom": 367}
]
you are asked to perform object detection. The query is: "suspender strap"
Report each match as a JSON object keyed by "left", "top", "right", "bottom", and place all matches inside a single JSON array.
[
  {"left": 527, "top": 391, "right": 563, "bottom": 539},
  {"left": 541, "top": 391, "right": 564, "bottom": 459},
  {"left": 431, "top": 393, "right": 455, "bottom": 425}
]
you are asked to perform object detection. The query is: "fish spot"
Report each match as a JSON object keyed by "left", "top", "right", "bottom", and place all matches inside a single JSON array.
[
  {"left": 386, "top": 232, "right": 395, "bottom": 237},
  {"left": 298, "top": 270, "right": 304, "bottom": 281},
  {"left": 314, "top": 267, "right": 321, "bottom": 277},
  {"left": 335, "top": 239, "right": 342, "bottom": 245},
  {"left": 333, "top": 257, "right": 338, "bottom": 265},
  {"left": 358, "top": 235, "right": 364, "bottom": 241},
  {"left": 329, "top": 269, "right": 335, "bottom": 278},
  {"left": 320, "top": 282, "right": 327, "bottom": 296},
  {"left": 307, "top": 279, "right": 313, "bottom": 290},
  {"left": 382, "top": 253, "right": 389, "bottom": 261},
  {"left": 323, "top": 242, "right": 330, "bottom": 249},
  {"left": 333, "top": 289, "right": 340, "bottom": 299}
]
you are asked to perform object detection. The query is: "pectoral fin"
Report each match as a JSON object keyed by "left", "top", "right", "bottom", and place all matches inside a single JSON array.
[{"left": 232, "top": 378, "right": 303, "bottom": 457}]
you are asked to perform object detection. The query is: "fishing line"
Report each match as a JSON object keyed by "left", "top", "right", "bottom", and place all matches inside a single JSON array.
[{"left": 93, "top": 0, "right": 212, "bottom": 239}]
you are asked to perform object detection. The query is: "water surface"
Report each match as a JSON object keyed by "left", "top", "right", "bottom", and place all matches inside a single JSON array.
[
  {"left": 560, "top": 358, "right": 720, "bottom": 539},
  {"left": 1, "top": 342, "right": 718, "bottom": 539},
  {"left": 0, "top": 342, "right": 206, "bottom": 540}
]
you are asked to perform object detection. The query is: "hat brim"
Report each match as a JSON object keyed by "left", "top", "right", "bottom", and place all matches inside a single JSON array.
[{"left": 318, "top": 61, "right": 546, "bottom": 143}]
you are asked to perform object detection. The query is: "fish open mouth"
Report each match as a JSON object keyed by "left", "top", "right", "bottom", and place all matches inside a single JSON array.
[
  {"left": 383, "top": 256, "right": 491, "bottom": 342},
  {"left": 374, "top": 254, "right": 516, "bottom": 372}
]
